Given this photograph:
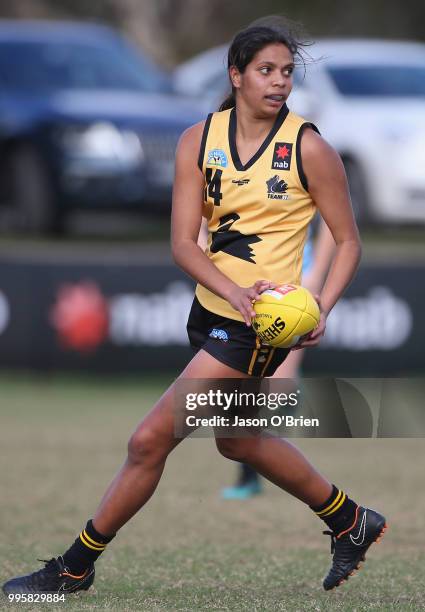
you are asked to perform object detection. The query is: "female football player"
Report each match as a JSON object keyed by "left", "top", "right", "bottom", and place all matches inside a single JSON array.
[{"left": 2, "top": 18, "right": 386, "bottom": 596}]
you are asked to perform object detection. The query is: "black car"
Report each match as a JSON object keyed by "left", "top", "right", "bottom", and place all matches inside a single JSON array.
[{"left": 0, "top": 20, "right": 202, "bottom": 233}]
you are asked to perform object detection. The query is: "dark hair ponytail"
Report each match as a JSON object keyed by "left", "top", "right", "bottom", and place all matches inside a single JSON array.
[
  {"left": 219, "top": 16, "right": 311, "bottom": 111},
  {"left": 219, "top": 92, "right": 237, "bottom": 112}
]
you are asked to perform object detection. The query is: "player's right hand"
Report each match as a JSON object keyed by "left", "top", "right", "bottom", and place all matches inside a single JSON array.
[{"left": 228, "top": 280, "right": 276, "bottom": 326}]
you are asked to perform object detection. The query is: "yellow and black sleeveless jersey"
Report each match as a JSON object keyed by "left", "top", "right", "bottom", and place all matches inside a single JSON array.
[{"left": 196, "top": 103, "right": 318, "bottom": 322}]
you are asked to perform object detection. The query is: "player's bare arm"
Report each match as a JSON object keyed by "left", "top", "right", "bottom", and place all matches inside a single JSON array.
[
  {"left": 301, "top": 128, "right": 361, "bottom": 319},
  {"left": 171, "top": 123, "right": 274, "bottom": 325}
]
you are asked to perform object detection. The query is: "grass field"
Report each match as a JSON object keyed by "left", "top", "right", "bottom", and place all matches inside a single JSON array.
[{"left": 1, "top": 373, "right": 425, "bottom": 611}]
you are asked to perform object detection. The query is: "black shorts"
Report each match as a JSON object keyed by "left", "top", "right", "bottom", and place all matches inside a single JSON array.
[{"left": 186, "top": 296, "right": 290, "bottom": 378}]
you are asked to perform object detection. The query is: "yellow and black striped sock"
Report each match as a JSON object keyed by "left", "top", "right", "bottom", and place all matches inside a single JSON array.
[
  {"left": 62, "top": 520, "right": 115, "bottom": 575},
  {"left": 310, "top": 485, "right": 357, "bottom": 534}
]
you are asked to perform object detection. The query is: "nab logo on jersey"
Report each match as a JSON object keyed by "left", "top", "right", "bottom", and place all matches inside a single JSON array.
[{"left": 271, "top": 142, "right": 292, "bottom": 170}]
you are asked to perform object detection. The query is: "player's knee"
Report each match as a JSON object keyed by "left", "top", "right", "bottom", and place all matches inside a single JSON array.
[
  {"left": 215, "top": 438, "right": 251, "bottom": 462},
  {"left": 127, "top": 426, "right": 166, "bottom": 465}
]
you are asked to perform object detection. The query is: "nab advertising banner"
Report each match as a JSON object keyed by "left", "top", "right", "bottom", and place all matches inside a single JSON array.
[{"left": 0, "top": 256, "right": 423, "bottom": 375}]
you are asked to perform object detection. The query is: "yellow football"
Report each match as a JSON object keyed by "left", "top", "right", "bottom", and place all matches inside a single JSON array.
[{"left": 253, "top": 284, "right": 320, "bottom": 348}]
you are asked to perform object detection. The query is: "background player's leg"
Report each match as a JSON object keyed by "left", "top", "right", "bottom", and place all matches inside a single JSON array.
[{"left": 221, "top": 462, "right": 262, "bottom": 500}]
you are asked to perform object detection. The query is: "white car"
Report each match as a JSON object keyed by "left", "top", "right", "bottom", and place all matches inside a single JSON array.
[{"left": 174, "top": 39, "right": 425, "bottom": 225}]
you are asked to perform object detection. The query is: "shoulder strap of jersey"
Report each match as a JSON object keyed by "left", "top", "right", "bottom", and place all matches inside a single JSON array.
[
  {"left": 296, "top": 122, "right": 320, "bottom": 192},
  {"left": 197, "top": 113, "right": 213, "bottom": 171}
]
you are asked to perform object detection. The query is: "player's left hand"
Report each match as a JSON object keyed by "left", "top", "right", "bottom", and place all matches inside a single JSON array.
[
  {"left": 252, "top": 279, "right": 278, "bottom": 296},
  {"left": 292, "top": 294, "right": 327, "bottom": 349}
]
